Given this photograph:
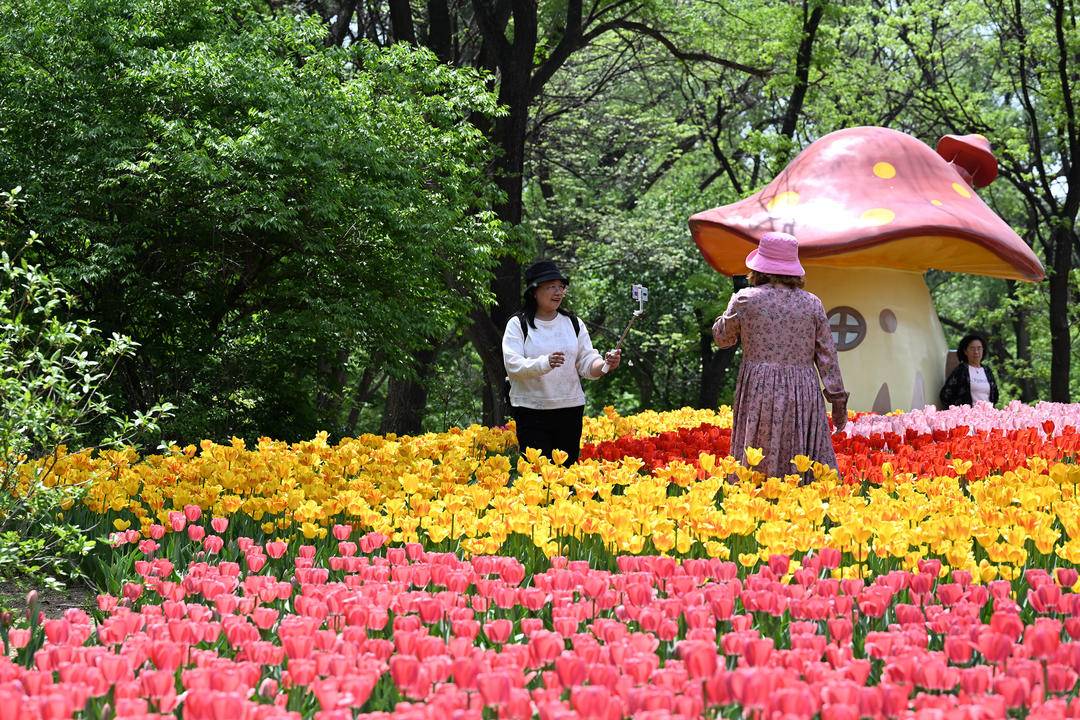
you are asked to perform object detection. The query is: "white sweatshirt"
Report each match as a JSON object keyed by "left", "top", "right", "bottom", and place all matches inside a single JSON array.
[{"left": 502, "top": 313, "right": 603, "bottom": 410}]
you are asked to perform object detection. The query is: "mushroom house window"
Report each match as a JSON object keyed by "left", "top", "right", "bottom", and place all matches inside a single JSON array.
[{"left": 827, "top": 306, "right": 866, "bottom": 351}]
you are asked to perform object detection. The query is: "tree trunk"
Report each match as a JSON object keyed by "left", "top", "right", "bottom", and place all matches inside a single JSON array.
[
  {"left": 344, "top": 366, "right": 383, "bottom": 437},
  {"left": 380, "top": 347, "right": 437, "bottom": 434},
  {"left": 631, "top": 361, "right": 655, "bottom": 411},
  {"left": 388, "top": 0, "right": 416, "bottom": 43},
  {"left": 426, "top": 0, "right": 453, "bottom": 62},
  {"left": 470, "top": 66, "right": 532, "bottom": 425},
  {"left": 468, "top": 303, "right": 512, "bottom": 425},
  {"left": 698, "top": 333, "right": 736, "bottom": 409},
  {"left": 327, "top": 0, "right": 358, "bottom": 46},
  {"left": 1049, "top": 224, "right": 1073, "bottom": 402},
  {"left": 1007, "top": 281, "right": 1037, "bottom": 402}
]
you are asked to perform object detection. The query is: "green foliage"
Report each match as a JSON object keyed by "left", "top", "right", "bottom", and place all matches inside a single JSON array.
[
  {"left": 0, "top": 0, "right": 504, "bottom": 442},
  {"left": 0, "top": 188, "right": 170, "bottom": 589},
  {"left": 0, "top": 493, "right": 97, "bottom": 592},
  {"left": 0, "top": 188, "right": 174, "bottom": 486},
  {"left": 1, "top": 0, "right": 1075, "bottom": 435}
]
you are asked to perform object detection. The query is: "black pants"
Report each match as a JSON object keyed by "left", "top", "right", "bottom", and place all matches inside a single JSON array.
[{"left": 513, "top": 405, "right": 585, "bottom": 465}]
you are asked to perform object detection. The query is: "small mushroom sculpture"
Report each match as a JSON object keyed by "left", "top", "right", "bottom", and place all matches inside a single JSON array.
[{"left": 689, "top": 126, "right": 1044, "bottom": 413}]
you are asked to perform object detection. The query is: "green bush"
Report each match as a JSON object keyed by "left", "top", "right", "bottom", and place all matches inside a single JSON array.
[{"left": 0, "top": 187, "right": 172, "bottom": 589}]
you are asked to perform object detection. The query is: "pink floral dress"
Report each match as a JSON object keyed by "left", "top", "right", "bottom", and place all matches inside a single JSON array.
[{"left": 713, "top": 285, "right": 848, "bottom": 478}]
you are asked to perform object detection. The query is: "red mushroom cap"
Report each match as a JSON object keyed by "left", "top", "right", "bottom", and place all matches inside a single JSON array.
[
  {"left": 689, "top": 126, "right": 1044, "bottom": 281},
  {"left": 936, "top": 134, "right": 998, "bottom": 188}
]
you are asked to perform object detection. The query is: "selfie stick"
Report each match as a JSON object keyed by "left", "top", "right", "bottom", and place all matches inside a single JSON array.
[{"left": 602, "top": 284, "right": 648, "bottom": 374}]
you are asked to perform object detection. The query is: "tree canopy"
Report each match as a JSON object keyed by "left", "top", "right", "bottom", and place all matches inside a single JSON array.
[
  {"left": 1, "top": 0, "right": 1076, "bottom": 441},
  {"left": 0, "top": 0, "right": 504, "bottom": 440}
]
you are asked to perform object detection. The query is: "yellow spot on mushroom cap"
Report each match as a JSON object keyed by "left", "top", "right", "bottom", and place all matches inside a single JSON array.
[
  {"left": 861, "top": 208, "right": 896, "bottom": 226},
  {"left": 931, "top": 199, "right": 943, "bottom": 206},
  {"left": 766, "top": 191, "right": 800, "bottom": 213},
  {"left": 951, "top": 182, "right": 972, "bottom": 198},
  {"left": 873, "top": 162, "right": 896, "bottom": 179}
]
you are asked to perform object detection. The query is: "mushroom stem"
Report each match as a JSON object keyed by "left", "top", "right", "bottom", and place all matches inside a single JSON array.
[{"left": 946, "top": 158, "right": 976, "bottom": 188}]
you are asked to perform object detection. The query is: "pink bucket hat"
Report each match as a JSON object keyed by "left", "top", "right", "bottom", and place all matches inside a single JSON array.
[{"left": 745, "top": 231, "right": 804, "bottom": 277}]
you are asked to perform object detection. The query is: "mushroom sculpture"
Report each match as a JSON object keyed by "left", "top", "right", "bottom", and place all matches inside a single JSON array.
[{"left": 689, "top": 126, "right": 1044, "bottom": 413}]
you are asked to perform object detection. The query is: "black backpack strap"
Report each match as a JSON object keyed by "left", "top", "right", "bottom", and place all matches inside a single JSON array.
[
  {"left": 569, "top": 314, "right": 580, "bottom": 336},
  {"left": 518, "top": 312, "right": 528, "bottom": 342}
]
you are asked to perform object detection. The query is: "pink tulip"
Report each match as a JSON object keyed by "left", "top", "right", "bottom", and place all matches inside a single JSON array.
[
  {"left": 743, "top": 638, "right": 773, "bottom": 667},
  {"left": 7, "top": 628, "right": 30, "bottom": 649},
  {"left": 977, "top": 631, "right": 1014, "bottom": 663},
  {"left": 483, "top": 619, "right": 512, "bottom": 644},
  {"left": 944, "top": 635, "right": 973, "bottom": 664},
  {"left": 477, "top": 671, "right": 512, "bottom": 706},
  {"left": 816, "top": 547, "right": 841, "bottom": 569},
  {"left": 265, "top": 541, "right": 287, "bottom": 559},
  {"left": 993, "top": 675, "right": 1029, "bottom": 708},
  {"left": 571, "top": 685, "right": 610, "bottom": 720},
  {"left": 680, "top": 641, "right": 718, "bottom": 678},
  {"left": 827, "top": 617, "right": 853, "bottom": 645},
  {"left": 167, "top": 511, "right": 186, "bottom": 532},
  {"left": 529, "top": 631, "right": 564, "bottom": 666},
  {"left": 203, "top": 535, "right": 224, "bottom": 554},
  {"left": 1025, "top": 619, "right": 1062, "bottom": 658}
]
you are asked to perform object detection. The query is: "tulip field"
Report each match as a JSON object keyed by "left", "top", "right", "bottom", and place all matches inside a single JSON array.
[{"left": 7, "top": 401, "right": 1080, "bottom": 719}]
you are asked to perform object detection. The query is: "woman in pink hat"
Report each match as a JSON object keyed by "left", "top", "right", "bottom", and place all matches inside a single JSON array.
[{"left": 713, "top": 231, "right": 849, "bottom": 480}]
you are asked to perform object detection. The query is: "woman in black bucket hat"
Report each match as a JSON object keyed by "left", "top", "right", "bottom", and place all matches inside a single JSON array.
[{"left": 501, "top": 260, "right": 621, "bottom": 465}]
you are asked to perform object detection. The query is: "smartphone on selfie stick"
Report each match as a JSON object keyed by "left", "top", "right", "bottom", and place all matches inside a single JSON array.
[{"left": 601, "top": 284, "right": 648, "bottom": 374}]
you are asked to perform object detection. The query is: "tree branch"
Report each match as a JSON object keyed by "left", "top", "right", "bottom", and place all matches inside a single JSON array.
[
  {"left": 779, "top": 0, "right": 824, "bottom": 140},
  {"left": 529, "top": 0, "right": 584, "bottom": 98},
  {"left": 470, "top": 0, "right": 513, "bottom": 66},
  {"left": 1052, "top": 0, "right": 1078, "bottom": 184},
  {"left": 584, "top": 19, "right": 767, "bottom": 76}
]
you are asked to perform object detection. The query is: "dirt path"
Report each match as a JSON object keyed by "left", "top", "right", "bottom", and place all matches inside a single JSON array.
[{"left": 0, "top": 579, "right": 96, "bottom": 619}]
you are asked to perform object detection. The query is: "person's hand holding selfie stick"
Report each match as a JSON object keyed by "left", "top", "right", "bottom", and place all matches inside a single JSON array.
[{"left": 601, "top": 285, "right": 647, "bottom": 375}]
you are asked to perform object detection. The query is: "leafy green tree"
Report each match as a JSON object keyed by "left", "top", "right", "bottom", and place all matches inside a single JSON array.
[
  {"left": 1, "top": 188, "right": 172, "bottom": 587},
  {"left": 311, "top": 0, "right": 768, "bottom": 423},
  {"left": 0, "top": 0, "right": 504, "bottom": 441},
  {"left": 882, "top": 0, "right": 1079, "bottom": 401}
]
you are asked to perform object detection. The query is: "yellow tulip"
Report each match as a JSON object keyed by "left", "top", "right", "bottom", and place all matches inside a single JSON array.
[{"left": 744, "top": 447, "right": 764, "bottom": 467}]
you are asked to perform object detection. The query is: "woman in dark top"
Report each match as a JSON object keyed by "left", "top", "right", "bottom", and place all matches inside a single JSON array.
[{"left": 940, "top": 332, "right": 999, "bottom": 407}]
